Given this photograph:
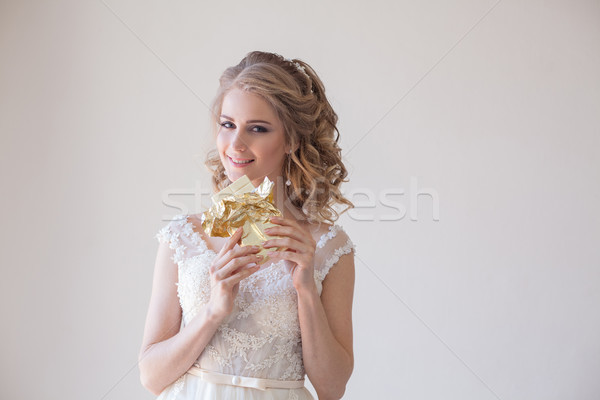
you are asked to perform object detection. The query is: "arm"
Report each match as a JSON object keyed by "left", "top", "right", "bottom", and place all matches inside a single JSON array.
[
  {"left": 138, "top": 240, "right": 225, "bottom": 395},
  {"left": 262, "top": 217, "right": 355, "bottom": 399},
  {"left": 296, "top": 252, "right": 355, "bottom": 400},
  {"left": 139, "top": 227, "right": 262, "bottom": 395}
]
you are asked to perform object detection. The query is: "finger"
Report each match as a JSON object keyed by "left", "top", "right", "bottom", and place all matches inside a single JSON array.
[
  {"left": 212, "top": 244, "right": 259, "bottom": 273},
  {"left": 215, "top": 253, "right": 263, "bottom": 280},
  {"left": 222, "top": 263, "right": 261, "bottom": 286},
  {"left": 268, "top": 217, "right": 317, "bottom": 247},
  {"left": 218, "top": 226, "right": 244, "bottom": 257},
  {"left": 266, "top": 250, "right": 306, "bottom": 265},
  {"left": 263, "top": 237, "right": 312, "bottom": 253},
  {"left": 269, "top": 216, "right": 308, "bottom": 230},
  {"left": 263, "top": 225, "right": 308, "bottom": 244}
]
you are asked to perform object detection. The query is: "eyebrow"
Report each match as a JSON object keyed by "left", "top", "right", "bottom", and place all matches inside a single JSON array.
[{"left": 219, "top": 114, "right": 272, "bottom": 125}]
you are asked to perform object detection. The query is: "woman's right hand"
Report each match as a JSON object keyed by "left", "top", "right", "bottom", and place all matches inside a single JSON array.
[{"left": 208, "top": 227, "right": 263, "bottom": 319}]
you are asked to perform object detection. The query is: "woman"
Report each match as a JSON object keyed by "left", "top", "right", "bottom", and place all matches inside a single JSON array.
[{"left": 139, "top": 51, "right": 357, "bottom": 400}]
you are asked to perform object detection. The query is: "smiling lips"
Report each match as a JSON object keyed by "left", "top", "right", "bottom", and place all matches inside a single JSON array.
[{"left": 228, "top": 155, "right": 255, "bottom": 167}]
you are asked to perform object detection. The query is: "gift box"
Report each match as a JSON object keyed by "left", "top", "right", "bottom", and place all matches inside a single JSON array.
[{"left": 201, "top": 174, "right": 287, "bottom": 264}]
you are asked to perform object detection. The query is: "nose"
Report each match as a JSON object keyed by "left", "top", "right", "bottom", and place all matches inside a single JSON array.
[{"left": 231, "top": 129, "right": 248, "bottom": 151}]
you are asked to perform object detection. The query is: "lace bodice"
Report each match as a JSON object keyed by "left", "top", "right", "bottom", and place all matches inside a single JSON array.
[{"left": 154, "top": 214, "right": 356, "bottom": 393}]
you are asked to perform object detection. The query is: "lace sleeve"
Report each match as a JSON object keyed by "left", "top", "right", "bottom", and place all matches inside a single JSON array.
[
  {"left": 154, "top": 214, "right": 189, "bottom": 264},
  {"left": 313, "top": 225, "right": 356, "bottom": 293}
]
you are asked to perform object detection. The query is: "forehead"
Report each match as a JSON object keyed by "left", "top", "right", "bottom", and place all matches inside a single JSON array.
[{"left": 221, "top": 88, "right": 278, "bottom": 122}]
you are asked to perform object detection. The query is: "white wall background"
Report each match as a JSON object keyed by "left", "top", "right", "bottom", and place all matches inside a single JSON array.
[{"left": 1, "top": 0, "right": 599, "bottom": 399}]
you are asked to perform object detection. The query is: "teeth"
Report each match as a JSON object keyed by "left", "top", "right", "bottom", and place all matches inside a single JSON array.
[{"left": 232, "top": 158, "right": 253, "bottom": 164}]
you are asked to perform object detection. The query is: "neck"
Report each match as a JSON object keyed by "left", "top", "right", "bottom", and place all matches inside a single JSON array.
[{"left": 269, "top": 176, "right": 307, "bottom": 224}]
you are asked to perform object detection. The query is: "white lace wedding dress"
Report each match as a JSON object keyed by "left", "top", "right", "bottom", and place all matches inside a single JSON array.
[{"left": 153, "top": 213, "right": 356, "bottom": 400}]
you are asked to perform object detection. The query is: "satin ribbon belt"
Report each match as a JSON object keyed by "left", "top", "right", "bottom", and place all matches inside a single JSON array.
[{"left": 186, "top": 366, "right": 305, "bottom": 391}]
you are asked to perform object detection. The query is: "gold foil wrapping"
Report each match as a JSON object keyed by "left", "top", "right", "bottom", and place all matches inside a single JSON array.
[{"left": 201, "top": 175, "right": 286, "bottom": 264}]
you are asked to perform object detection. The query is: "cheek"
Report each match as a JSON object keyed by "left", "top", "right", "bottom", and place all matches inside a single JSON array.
[
  {"left": 259, "top": 136, "right": 284, "bottom": 154},
  {"left": 215, "top": 135, "right": 227, "bottom": 163},
  {"left": 216, "top": 133, "right": 226, "bottom": 152},
  {"left": 256, "top": 142, "right": 281, "bottom": 163}
]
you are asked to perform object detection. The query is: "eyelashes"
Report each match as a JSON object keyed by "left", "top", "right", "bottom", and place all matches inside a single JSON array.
[{"left": 219, "top": 122, "right": 268, "bottom": 133}]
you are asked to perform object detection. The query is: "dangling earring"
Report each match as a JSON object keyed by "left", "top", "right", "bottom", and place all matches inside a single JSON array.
[{"left": 285, "top": 152, "right": 292, "bottom": 186}]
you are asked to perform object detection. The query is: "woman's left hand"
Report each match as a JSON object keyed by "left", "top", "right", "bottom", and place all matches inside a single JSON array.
[{"left": 261, "top": 216, "right": 316, "bottom": 292}]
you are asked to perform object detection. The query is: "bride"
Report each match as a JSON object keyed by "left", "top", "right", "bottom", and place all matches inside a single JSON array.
[{"left": 139, "top": 51, "right": 357, "bottom": 400}]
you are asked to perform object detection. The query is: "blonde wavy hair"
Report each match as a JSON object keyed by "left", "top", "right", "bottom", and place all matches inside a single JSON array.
[{"left": 205, "top": 51, "right": 354, "bottom": 225}]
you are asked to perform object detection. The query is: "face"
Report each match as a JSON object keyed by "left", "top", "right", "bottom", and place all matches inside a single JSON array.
[{"left": 217, "top": 87, "right": 289, "bottom": 188}]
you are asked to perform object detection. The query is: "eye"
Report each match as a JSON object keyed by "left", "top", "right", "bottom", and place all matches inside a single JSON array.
[
  {"left": 251, "top": 125, "right": 268, "bottom": 133},
  {"left": 220, "top": 121, "right": 234, "bottom": 129}
]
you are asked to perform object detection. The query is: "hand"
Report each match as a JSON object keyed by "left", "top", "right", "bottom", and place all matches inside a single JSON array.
[
  {"left": 207, "top": 227, "right": 263, "bottom": 319},
  {"left": 262, "top": 216, "right": 317, "bottom": 292}
]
